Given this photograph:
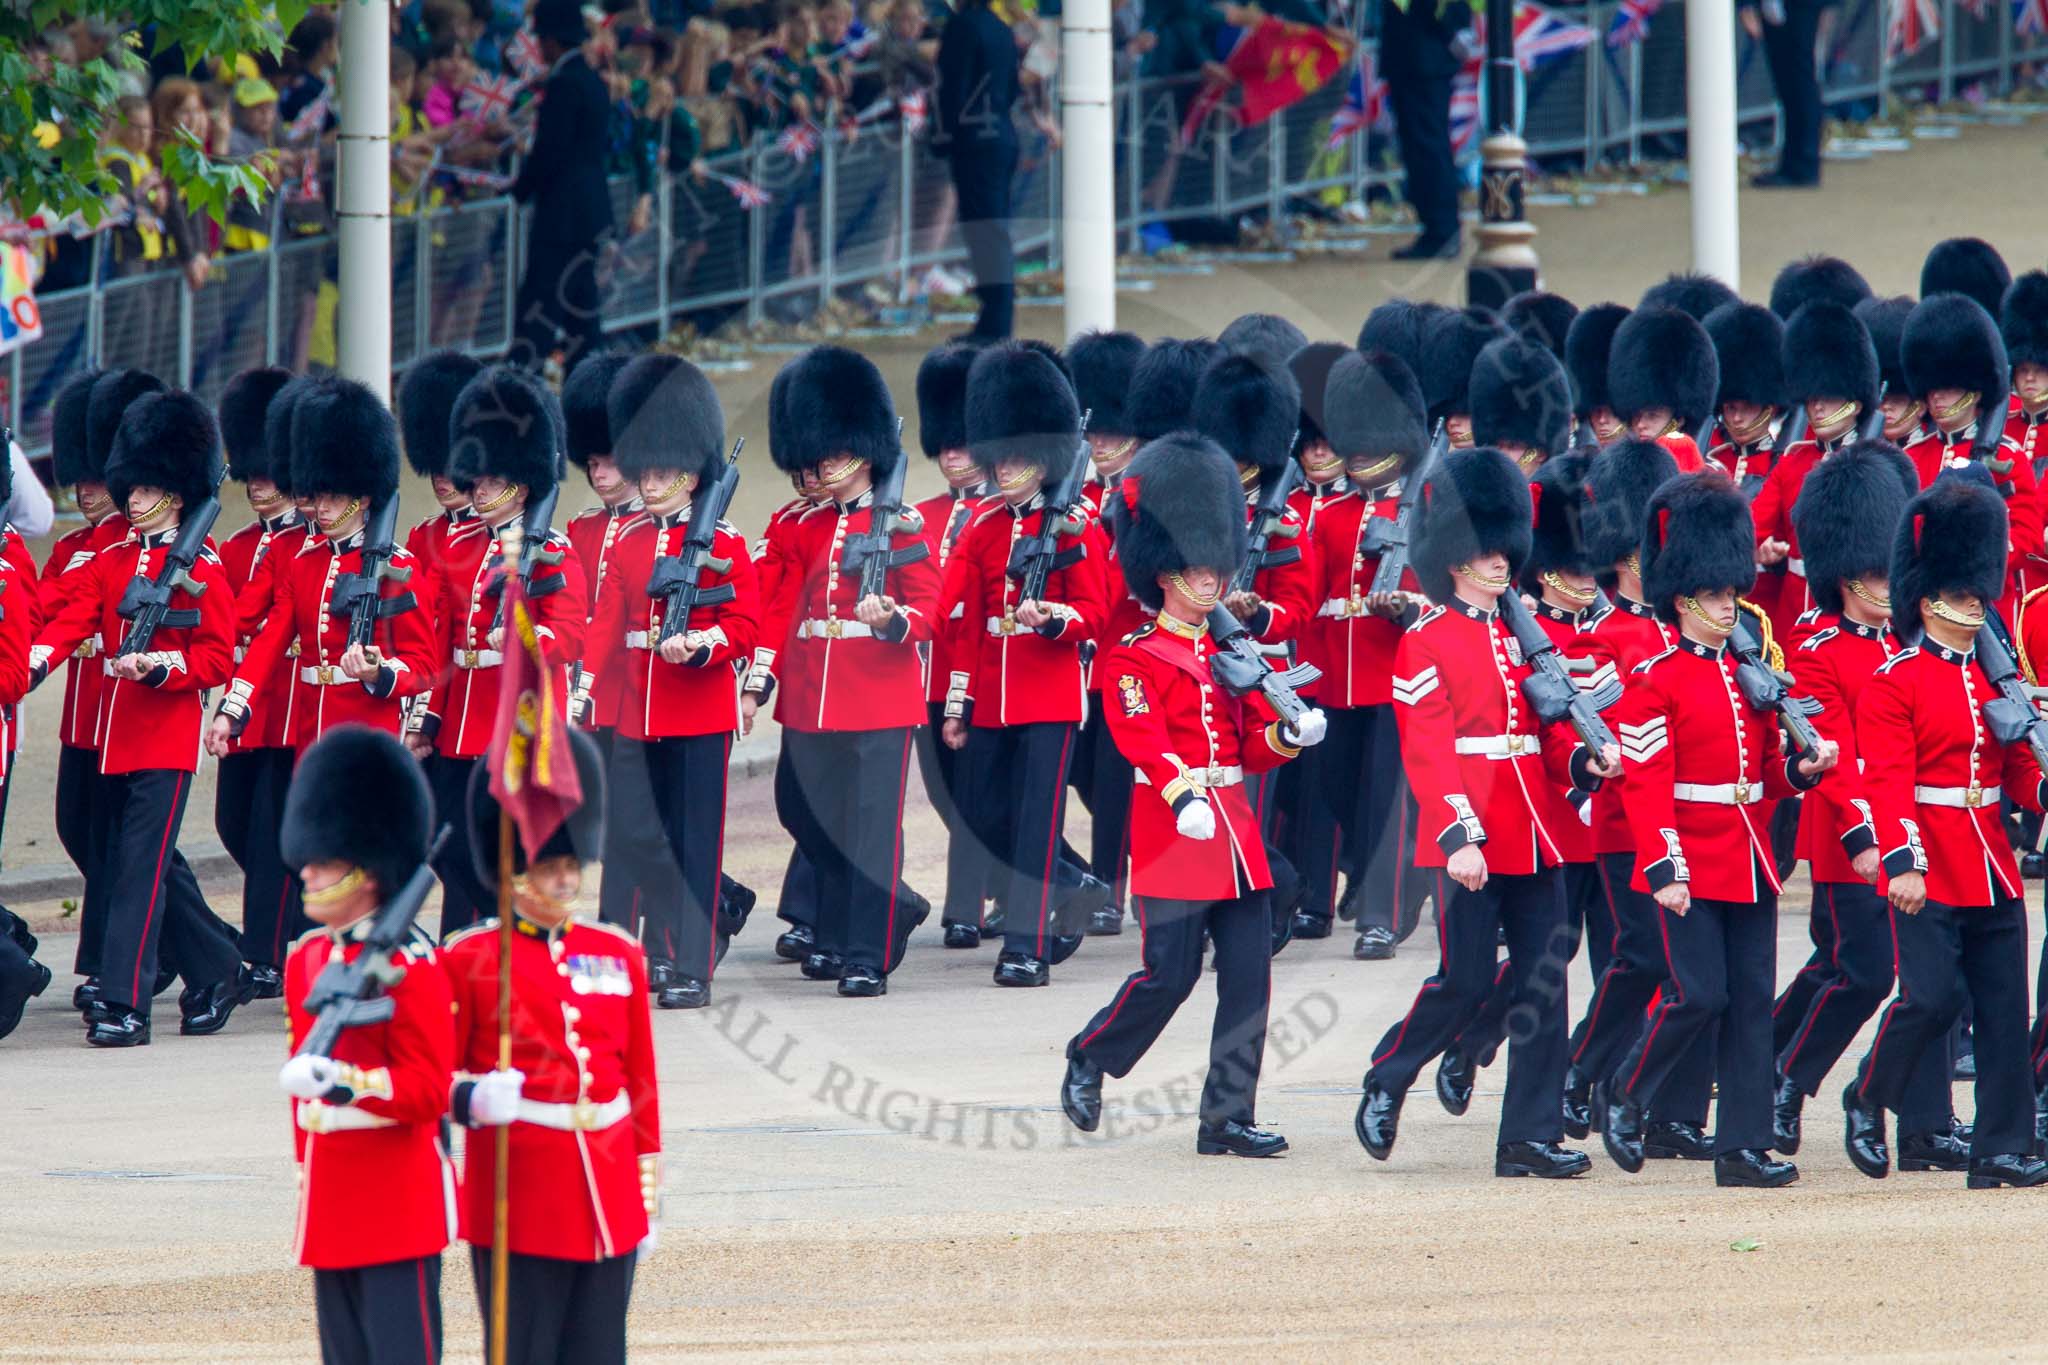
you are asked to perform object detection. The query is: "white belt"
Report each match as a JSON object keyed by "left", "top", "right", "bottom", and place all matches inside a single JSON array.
[
  {"left": 452, "top": 647, "right": 504, "bottom": 669},
  {"left": 296, "top": 1100, "right": 396, "bottom": 1135},
  {"left": 233, "top": 643, "right": 248, "bottom": 664},
  {"left": 516, "top": 1093, "right": 631, "bottom": 1132},
  {"left": 624, "top": 630, "right": 657, "bottom": 650},
  {"left": 1674, "top": 781, "right": 1764, "bottom": 805},
  {"left": 1786, "top": 557, "right": 1805, "bottom": 577},
  {"left": 1317, "top": 595, "right": 1370, "bottom": 619},
  {"left": 1915, "top": 783, "right": 2000, "bottom": 809},
  {"left": 985, "top": 615, "right": 1030, "bottom": 636},
  {"left": 299, "top": 664, "right": 359, "bottom": 687},
  {"left": 797, "top": 618, "right": 874, "bottom": 640},
  {"left": 74, "top": 633, "right": 102, "bottom": 659},
  {"left": 1134, "top": 764, "right": 1243, "bottom": 788},
  {"left": 1454, "top": 733, "right": 1541, "bottom": 758}
]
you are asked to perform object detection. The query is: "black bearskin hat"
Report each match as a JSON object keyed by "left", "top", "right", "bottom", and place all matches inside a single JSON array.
[
  {"left": 915, "top": 344, "right": 978, "bottom": 458},
  {"left": 290, "top": 376, "right": 402, "bottom": 507},
  {"left": 1892, "top": 476, "right": 2007, "bottom": 619},
  {"left": 1783, "top": 301, "right": 1880, "bottom": 414},
  {"left": 1323, "top": 349, "right": 1428, "bottom": 471},
  {"left": 1419, "top": 306, "right": 1509, "bottom": 423},
  {"left": 1191, "top": 351, "right": 1300, "bottom": 481},
  {"left": 1609, "top": 307, "right": 1718, "bottom": 432},
  {"left": 1219, "top": 312, "right": 1309, "bottom": 372},
  {"left": 1902, "top": 293, "right": 2007, "bottom": 401},
  {"left": 1288, "top": 341, "right": 1351, "bottom": 451},
  {"left": 1703, "top": 303, "right": 1785, "bottom": 410},
  {"left": 1769, "top": 255, "right": 1872, "bottom": 320},
  {"left": 765, "top": 360, "right": 800, "bottom": 475},
  {"left": 218, "top": 367, "right": 294, "bottom": 485},
  {"left": 1502, "top": 290, "right": 1578, "bottom": 360},
  {"left": 1582, "top": 438, "right": 1678, "bottom": 582},
  {"left": 51, "top": 367, "right": 104, "bottom": 488},
  {"left": 966, "top": 342, "right": 1081, "bottom": 474},
  {"left": 561, "top": 351, "right": 634, "bottom": 472},
  {"left": 280, "top": 724, "right": 435, "bottom": 898},
  {"left": 2001, "top": 271, "right": 2048, "bottom": 371},
  {"left": 1524, "top": 449, "right": 1594, "bottom": 589},
  {"left": 1565, "top": 303, "right": 1628, "bottom": 418},
  {"left": 1066, "top": 329, "right": 1146, "bottom": 438},
  {"left": 1793, "top": 440, "right": 1917, "bottom": 616},
  {"left": 467, "top": 726, "right": 607, "bottom": 890},
  {"left": 106, "top": 390, "right": 223, "bottom": 513},
  {"left": 608, "top": 353, "right": 725, "bottom": 487},
  {"left": 1921, "top": 237, "right": 2011, "bottom": 320},
  {"left": 1126, "top": 338, "right": 1223, "bottom": 442},
  {"left": 449, "top": 365, "right": 565, "bottom": 493},
  {"left": 1411, "top": 446, "right": 1532, "bottom": 605},
  {"left": 1357, "top": 298, "right": 1450, "bottom": 379},
  {"left": 264, "top": 375, "right": 321, "bottom": 499},
  {"left": 1854, "top": 296, "right": 1915, "bottom": 398},
  {"left": 1469, "top": 335, "right": 1571, "bottom": 457},
  {"left": 88, "top": 369, "right": 166, "bottom": 484},
  {"left": 1641, "top": 471, "right": 1757, "bottom": 623},
  {"left": 1640, "top": 272, "right": 1738, "bottom": 322},
  {"left": 778, "top": 345, "right": 901, "bottom": 477},
  {"left": 1108, "top": 434, "right": 1247, "bottom": 612},
  {"left": 397, "top": 350, "right": 484, "bottom": 479}
]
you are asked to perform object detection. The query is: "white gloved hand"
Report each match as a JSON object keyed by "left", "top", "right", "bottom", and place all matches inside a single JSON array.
[
  {"left": 279, "top": 1052, "right": 342, "bottom": 1101},
  {"left": 636, "top": 1224, "right": 661, "bottom": 1264},
  {"left": 469, "top": 1067, "right": 526, "bottom": 1127},
  {"left": 1176, "top": 798, "right": 1217, "bottom": 841},
  {"left": 1284, "top": 707, "right": 1328, "bottom": 748}
]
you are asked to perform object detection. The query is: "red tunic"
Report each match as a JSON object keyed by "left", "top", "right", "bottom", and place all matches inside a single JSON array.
[
  {"left": 1750, "top": 436, "right": 1841, "bottom": 642},
  {"left": 0, "top": 536, "right": 36, "bottom": 778},
  {"left": 1614, "top": 636, "right": 1809, "bottom": 900},
  {"left": 1530, "top": 599, "right": 1598, "bottom": 864},
  {"left": 565, "top": 503, "right": 648, "bottom": 732},
  {"left": 1904, "top": 424, "right": 2045, "bottom": 613},
  {"left": 1788, "top": 615, "right": 1897, "bottom": 884},
  {"left": 31, "top": 528, "right": 236, "bottom": 775},
  {"left": 753, "top": 491, "right": 941, "bottom": 734},
  {"left": 39, "top": 518, "right": 128, "bottom": 749},
  {"left": 444, "top": 917, "right": 660, "bottom": 1262},
  {"left": 1100, "top": 617, "right": 1300, "bottom": 900},
  {"left": 1702, "top": 425, "right": 1776, "bottom": 490},
  {"left": 1391, "top": 599, "right": 1588, "bottom": 873},
  {"left": 229, "top": 531, "right": 438, "bottom": 746},
  {"left": 1570, "top": 595, "right": 1676, "bottom": 857},
  {"left": 1238, "top": 496, "right": 1318, "bottom": 647},
  {"left": 285, "top": 930, "right": 456, "bottom": 1270},
  {"left": 1860, "top": 640, "right": 2046, "bottom": 906},
  {"left": 1302, "top": 486, "right": 1418, "bottom": 709},
  {"left": 402, "top": 507, "right": 481, "bottom": 637},
  {"left": 939, "top": 498, "right": 1110, "bottom": 727},
  {"left": 914, "top": 489, "right": 987, "bottom": 706},
  {"left": 218, "top": 515, "right": 309, "bottom": 752},
  {"left": 584, "top": 515, "right": 758, "bottom": 740}
]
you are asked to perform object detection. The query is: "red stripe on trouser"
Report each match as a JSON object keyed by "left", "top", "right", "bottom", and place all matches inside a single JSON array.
[
  {"left": 704, "top": 734, "right": 732, "bottom": 978},
  {"left": 1079, "top": 894, "right": 1153, "bottom": 1052},
  {"left": 1622, "top": 889, "right": 1684, "bottom": 1096},
  {"left": 128, "top": 773, "right": 187, "bottom": 1005},
  {"left": 1033, "top": 727, "right": 1075, "bottom": 956},
  {"left": 1781, "top": 883, "right": 1845, "bottom": 1068},
  {"left": 882, "top": 732, "right": 912, "bottom": 970},
  {"left": 1571, "top": 861, "right": 1627, "bottom": 1064},
  {"left": 1371, "top": 871, "right": 1451, "bottom": 1068},
  {"left": 269, "top": 879, "right": 292, "bottom": 963},
  {"left": 1857, "top": 901, "right": 1910, "bottom": 1102},
  {"left": 415, "top": 1259, "right": 434, "bottom": 1361}
]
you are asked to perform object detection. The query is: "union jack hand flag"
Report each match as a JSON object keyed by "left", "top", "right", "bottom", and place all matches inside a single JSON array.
[
  {"left": 709, "top": 171, "right": 773, "bottom": 209},
  {"left": 506, "top": 30, "right": 546, "bottom": 82},
  {"left": 1450, "top": 64, "right": 1482, "bottom": 155},
  {"left": 1511, "top": 1, "right": 1596, "bottom": 70},
  {"left": 1888, "top": 0, "right": 1940, "bottom": 56},
  {"left": 1325, "top": 49, "right": 1388, "bottom": 149},
  {"left": 900, "top": 89, "right": 930, "bottom": 135},
  {"left": 461, "top": 74, "right": 522, "bottom": 124},
  {"left": 775, "top": 121, "right": 821, "bottom": 162},
  {"left": 1605, "top": 0, "right": 1662, "bottom": 47},
  {"left": 2019, "top": 0, "right": 2048, "bottom": 36}
]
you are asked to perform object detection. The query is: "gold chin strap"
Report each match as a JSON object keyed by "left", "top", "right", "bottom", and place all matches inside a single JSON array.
[
  {"left": 1513, "top": 449, "right": 1545, "bottom": 474},
  {"left": 1653, "top": 418, "right": 1680, "bottom": 439},
  {"left": 511, "top": 874, "right": 573, "bottom": 917},
  {"left": 1812, "top": 400, "right": 1861, "bottom": 435},
  {"left": 1927, "top": 597, "right": 1987, "bottom": 630},
  {"left": 649, "top": 472, "right": 691, "bottom": 507},
  {"left": 1543, "top": 571, "right": 1597, "bottom": 604},
  {"left": 1932, "top": 392, "right": 1980, "bottom": 424},
  {"left": 1725, "top": 408, "right": 1775, "bottom": 444},
  {"left": 1090, "top": 437, "right": 1137, "bottom": 471},
  {"left": 1456, "top": 563, "right": 1511, "bottom": 589},
  {"left": 323, "top": 497, "right": 363, "bottom": 533},
  {"left": 1682, "top": 594, "right": 1736, "bottom": 637},
  {"left": 1167, "top": 572, "right": 1220, "bottom": 608},
  {"left": 1888, "top": 399, "right": 1926, "bottom": 432},
  {"left": 1622, "top": 552, "right": 1641, "bottom": 578},
  {"left": 303, "top": 866, "right": 370, "bottom": 909},
  {"left": 1238, "top": 465, "right": 1261, "bottom": 489},
  {"left": 473, "top": 483, "right": 518, "bottom": 514},
  {"left": 997, "top": 465, "right": 1039, "bottom": 491},
  {"left": 1846, "top": 578, "right": 1892, "bottom": 612},
  {"left": 249, "top": 489, "right": 288, "bottom": 514},
  {"left": 131, "top": 493, "right": 173, "bottom": 527},
  {"left": 1348, "top": 454, "right": 1400, "bottom": 485},
  {"left": 819, "top": 456, "right": 866, "bottom": 488}
]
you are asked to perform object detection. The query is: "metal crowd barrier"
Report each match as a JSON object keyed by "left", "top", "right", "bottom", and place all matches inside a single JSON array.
[{"left": 10, "top": 0, "right": 2046, "bottom": 461}]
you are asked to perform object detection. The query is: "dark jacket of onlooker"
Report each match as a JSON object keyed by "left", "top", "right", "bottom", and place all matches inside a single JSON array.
[
  {"left": 511, "top": 48, "right": 616, "bottom": 246},
  {"left": 934, "top": 0, "right": 1018, "bottom": 153}
]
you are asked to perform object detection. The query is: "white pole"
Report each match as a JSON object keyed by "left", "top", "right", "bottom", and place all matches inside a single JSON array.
[
  {"left": 1061, "top": 0, "right": 1115, "bottom": 341},
  {"left": 336, "top": 0, "right": 392, "bottom": 401},
  {"left": 1685, "top": 0, "right": 1740, "bottom": 291}
]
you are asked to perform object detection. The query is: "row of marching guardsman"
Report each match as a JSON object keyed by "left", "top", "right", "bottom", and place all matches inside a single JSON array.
[{"left": 1327, "top": 236, "right": 2048, "bottom": 1191}]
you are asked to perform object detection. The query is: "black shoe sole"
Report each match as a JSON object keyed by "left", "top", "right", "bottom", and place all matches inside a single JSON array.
[
  {"left": 836, "top": 980, "right": 887, "bottom": 997},
  {"left": 1496, "top": 1157, "right": 1590, "bottom": 1178},
  {"left": 1436, "top": 1076, "right": 1472, "bottom": 1117},
  {"left": 1355, "top": 1095, "right": 1397, "bottom": 1161},
  {"left": 1773, "top": 1131, "right": 1802, "bottom": 1156},
  {"left": 87, "top": 1026, "right": 152, "bottom": 1048},
  {"left": 1353, "top": 940, "right": 1395, "bottom": 961},
  {"left": 1602, "top": 1130, "right": 1645, "bottom": 1175},
  {"left": 1644, "top": 1144, "right": 1714, "bottom": 1161},
  {"left": 993, "top": 975, "right": 1048, "bottom": 987},
  {"left": 1563, "top": 1116, "right": 1591, "bottom": 1141},
  {"left": 1291, "top": 918, "right": 1332, "bottom": 940},
  {"left": 774, "top": 939, "right": 812, "bottom": 962},
  {"left": 1714, "top": 1170, "right": 1799, "bottom": 1188},
  {"left": 1196, "top": 1137, "right": 1289, "bottom": 1157},
  {"left": 1898, "top": 1158, "right": 1969, "bottom": 1173}
]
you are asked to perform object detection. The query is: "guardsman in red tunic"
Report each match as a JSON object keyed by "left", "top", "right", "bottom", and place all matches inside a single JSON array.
[
  {"left": 275, "top": 727, "right": 454, "bottom": 1365},
  {"left": 1564, "top": 303, "right": 1630, "bottom": 450},
  {"left": 209, "top": 368, "right": 307, "bottom": 996},
  {"left": 0, "top": 438, "right": 47, "bottom": 1040},
  {"left": 1845, "top": 477, "right": 2048, "bottom": 1188},
  {"left": 747, "top": 346, "right": 940, "bottom": 996},
  {"left": 909, "top": 344, "right": 1000, "bottom": 948},
  {"left": 1607, "top": 303, "right": 1718, "bottom": 469},
  {"left": 1769, "top": 444, "right": 1967, "bottom": 1169},
  {"left": 585, "top": 354, "right": 759, "bottom": 1008},
  {"left": 396, "top": 349, "right": 487, "bottom": 626},
  {"left": 1857, "top": 296, "right": 1930, "bottom": 448},
  {"left": 1070, "top": 333, "right": 1188, "bottom": 938},
  {"left": 31, "top": 391, "right": 249, "bottom": 1046},
  {"left": 1060, "top": 434, "right": 1324, "bottom": 1155},
  {"left": 413, "top": 367, "right": 588, "bottom": 938},
  {"left": 1899, "top": 294, "right": 2043, "bottom": 615},
  {"left": 1416, "top": 306, "right": 1508, "bottom": 452},
  {"left": 446, "top": 733, "right": 661, "bottom": 1365},
  {"left": 213, "top": 378, "right": 435, "bottom": 757},
  {"left": 1292, "top": 350, "right": 1430, "bottom": 956},
  {"left": 1701, "top": 302, "right": 1786, "bottom": 490},
  {"left": 1600, "top": 473, "right": 1839, "bottom": 1187},
  {"left": 1469, "top": 330, "right": 1573, "bottom": 478},
  {"left": 938, "top": 344, "right": 1110, "bottom": 986},
  {"left": 1357, "top": 447, "right": 1618, "bottom": 1178},
  {"left": 2002, "top": 272, "right": 2048, "bottom": 487}
]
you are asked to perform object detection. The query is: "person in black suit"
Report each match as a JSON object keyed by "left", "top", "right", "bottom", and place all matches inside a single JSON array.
[
  {"left": 936, "top": 0, "right": 1021, "bottom": 339},
  {"left": 1745, "top": 0, "right": 1826, "bottom": 188},
  {"left": 510, "top": 0, "right": 616, "bottom": 370},
  {"left": 1378, "top": 0, "right": 1475, "bottom": 260}
]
